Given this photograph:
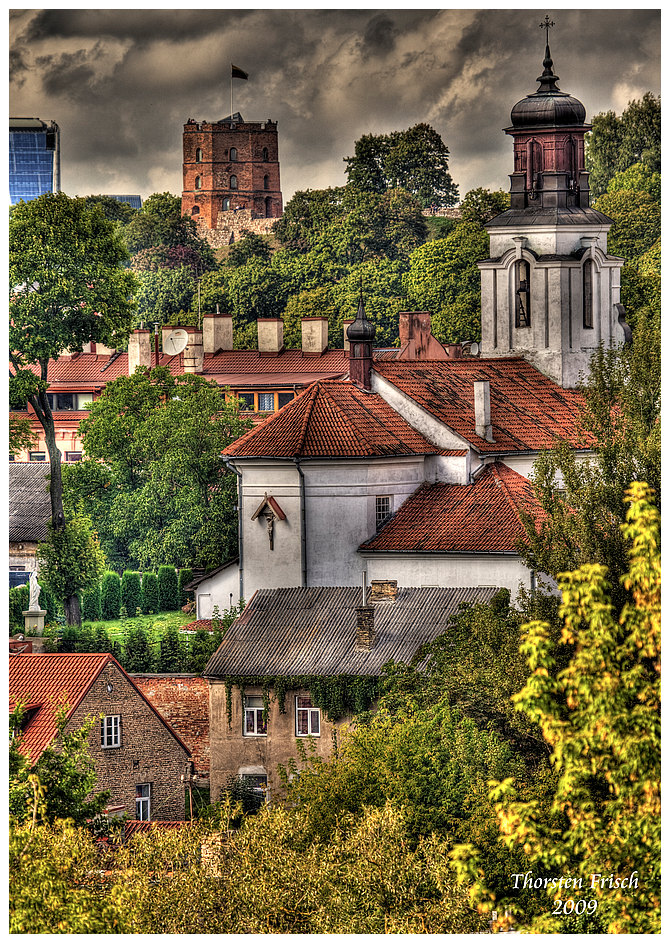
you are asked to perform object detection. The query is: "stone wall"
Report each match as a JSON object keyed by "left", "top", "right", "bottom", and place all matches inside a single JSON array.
[{"left": 197, "top": 210, "right": 276, "bottom": 249}]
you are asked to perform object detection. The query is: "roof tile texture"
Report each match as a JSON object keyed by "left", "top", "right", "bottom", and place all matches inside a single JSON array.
[
  {"left": 9, "top": 463, "right": 51, "bottom": 542},
  {"left": 224, "top": 379, "right": 441, "bottom": 458},
  {"left": 360, "top": 462, "right": 540, "bottom": 554},
  {"left": 375, "top": 358, "right": 587, "bottom": 452}
]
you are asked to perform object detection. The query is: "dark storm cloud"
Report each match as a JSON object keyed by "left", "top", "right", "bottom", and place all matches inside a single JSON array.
[{"left": 9, "top": 9, "right": 661, "bottom": 202}]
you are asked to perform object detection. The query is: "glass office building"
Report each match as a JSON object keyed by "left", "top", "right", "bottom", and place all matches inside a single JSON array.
[{"left": 9, "top": 117, "right": 60, "bottom": 204}]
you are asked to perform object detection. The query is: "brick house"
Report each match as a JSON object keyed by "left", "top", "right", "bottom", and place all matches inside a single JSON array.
[
  {"left": 204, "top": 581, "right": 501, "bottom": 801},
  {"left": 9, "top": 653, "right": 191, "bottom": 821}
]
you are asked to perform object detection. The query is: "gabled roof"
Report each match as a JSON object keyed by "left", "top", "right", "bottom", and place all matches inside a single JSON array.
[
  {"left": 9, "top": 653, "right": 191, "bottom": 762},
  {"left": 223, "top": 379, "right": 443, "bottom": 458},
  {"left": 204, "top": 585, "right": 501, "bottom": 678},
  {"left": 374, "top": 358, "right": 587, "bottom": 452},
  {"left": 9, "top": 463, "right": 51, "bottom": 542},
  {"left": 359, "top": 462, "right": 540, "bottom": 554},
  {"left": 23, "top": 348, "right": 349, "bottom": 391}
]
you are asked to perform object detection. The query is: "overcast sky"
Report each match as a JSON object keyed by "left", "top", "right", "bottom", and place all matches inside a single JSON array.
[{"left": 9, "top": 7, "right": 661, "bottom": 205}]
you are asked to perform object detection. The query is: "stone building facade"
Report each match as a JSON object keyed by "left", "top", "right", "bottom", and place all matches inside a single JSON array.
[{"left": 181, "top": 113, "right": 282, "bottom": 237}]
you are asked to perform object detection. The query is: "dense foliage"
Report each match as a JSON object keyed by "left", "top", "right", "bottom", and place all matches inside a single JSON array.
[
  {"left": 585, "top": 92, "right": 661, "bottom": 198},
  {"left": 36, "top": 514, "right": 106, "bottom": 626}
]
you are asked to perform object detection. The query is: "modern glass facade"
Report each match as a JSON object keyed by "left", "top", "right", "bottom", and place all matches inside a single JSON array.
[{"left": 9, "top": 118, "right": 60, "bottom": 205}]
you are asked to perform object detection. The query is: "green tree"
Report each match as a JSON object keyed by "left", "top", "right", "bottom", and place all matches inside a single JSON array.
[
  {"left": 123, "top": 191, "right": 213, "bottom": 259},
  {"left": 178, "top": 568, "right": 194, "bottom": 607},
  {"left": 84, "top": 193, "right": 139, "bottom": 224},
  {"left": 404, "top": 219, "right": 489, "bottom": 343},
  {"left": 158, "top": 566, "right": 179, "bottom": 612},
  {"left": 141, "top": 572, "right": 159, "bottom": 615},
  {"left": 131, "top": 243, "right": 211, "bottom": 277},
  {"left": 273, "top": 187, "right": 347, "bottom": 252},
  {"left": 134, "top": 265, "right": 197, "bottom": 326},
  {"left": 10, "top": 702, "right": 109, "bottom": 826},
  {"left": 605, "top": 161, "right": 661, "bottom": 202},
  {"left": 458, "top": 187, "right": 510, "bottom": 225},
  {"left": 123, "top": 622, "right": 154, "bottom": 672},
  {"left": 227, "top": 231, "right": 273, "bottom": 268},
  {"left": 9, "top": 193, "right": 136, "bottom": 601},
  {"left": 281, "top": 286, "right": 340, "bottom": 349},
  {"left": 100, "top": 570, "right": 122, "bottom": 621},
  {"left": 585, "top": 93, "right": 661, "bottom": 197},
  {"left": 36, "top": 514, "right": 106, "bottom": 626},
  {"left": 81, "top": 585, "right": 102, "bottom": 623},
  {"left": 121, "top": 571, "right": 142, "bottom": 616},
  {"left": 593, "top": 189, "right": 660, "bottom": 261},
  {"left": 157, "top": 622, "right": 184, "bottom": 672},
  {"left": 64, "top": 368, "right": 252, "bottom": 571},
  {"left": 345, "top": 123, "right": 458, "bottom": 208},
  {"left": 481, "top": 483, "right": 659, "bottom": 933}
]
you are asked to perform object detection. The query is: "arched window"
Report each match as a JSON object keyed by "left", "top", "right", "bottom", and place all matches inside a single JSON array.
[
  {"left": 222, "top": 197, "right": 231, "bottom": 211},
  {"left": 195, "top": 175, "right": 202, "bottom": 190},
  {"left": 262, "top": 147, "right": 269, "bottom": 162},
  {"left": 230, "top": 175, "right": 238, "bottom": 190},
  {"left": 583, "top": 259, "right": 594, "bottom": 329},
  {"left": 263, "top": 175, "right": 270, "bottom": 190},
  {"left": 265, "top": 196, "right": 272, "bottom": 218},
  {"left": 195, "top": 147, "right": 203, "bottom": 162},
  {"left": 191, "top": 205, "right": 200, "bottom": 216},
  {"left": 514, "top": 259, "right": 531, "bottom": 328},
  {"left": 230, "top": 147, "right": 238, "bottom": 161}
]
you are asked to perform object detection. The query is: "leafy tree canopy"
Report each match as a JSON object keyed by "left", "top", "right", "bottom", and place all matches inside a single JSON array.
[
  {"left": 227, "top": 230, "right": 273, "bottom": 268},
  {"left": 585, "top": 92, "right": 661, "bottom": 198},
  {"left": 124, "top": 191, "right": 214, "bottom": 266},
  {"left": 84, "top": 194, "right": 139, "bottom": 224},
  {"left": 63, "top": 367, "right": 252, "bottom": 571},
  {"left": 37, "top": 513, "right": 106, "bottom": 625},
  {"left": 345, "top": 123, "right": 459, "bottom": 208},
  {"left": 605, "top": 161, "right": 661, "bottom": 203},
  {"left": 593, "top": 188, "right": 660, "bottom": 261},
  {"left": 458, "top": 187, "right": 510, "bottom": 225},
  {"left": 134, "top": 265, "right": 197, "bottom": 326}
]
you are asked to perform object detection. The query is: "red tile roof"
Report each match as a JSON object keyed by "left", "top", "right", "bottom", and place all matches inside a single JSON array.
[
  {"left": 374, "top": 358, "right": 588, "bottom": 453},
  {"left": 8, "top": 653, "right": 191, "bottom": 762},
  {"left": 359, "top": 462, "right": 540, "bottom": 554},
  {"left": 223, "top": 379, "right": 442, "bottom": 458}
]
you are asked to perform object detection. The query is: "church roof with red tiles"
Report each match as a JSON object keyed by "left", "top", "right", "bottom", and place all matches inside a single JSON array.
[
  {"left": 223, "top": 379, "right": 442, "bottom": 458},
  {"left": 359, "top": 462, "right": 540, "bottom": 554},
  {"left": 9, "top": 653, "right": 190, "bottom": 762},
  {"left": 374, "top": 358, "right": 588, "bottom": 453}
]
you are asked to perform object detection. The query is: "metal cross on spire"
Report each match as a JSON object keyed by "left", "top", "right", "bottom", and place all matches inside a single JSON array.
[{"left": 539, "top": 14, "right": 555, "bottom": 40}]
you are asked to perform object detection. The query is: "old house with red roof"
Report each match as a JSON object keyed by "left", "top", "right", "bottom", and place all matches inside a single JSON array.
[{"left": 9, "top": 653, "right": 191, "bottom": 821}]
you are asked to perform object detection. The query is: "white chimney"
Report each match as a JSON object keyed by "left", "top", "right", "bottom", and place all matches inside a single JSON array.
[
  {"left": 183, "top": 327, "right": 204, "bottom": 373},
  {"left": 257, "top": 318, "right": 284, "bottom": 356},
  {"left": 128, "top": 329, "right": 152, "bottom": 374},
  {"left": 301, "top": 317, "right": 328, "bottom": 356},
  {"left": 203, "top": 312, "right": 233, "bottom": 354},
  {"left": 342, "top": 319, "right": 355, "bottom": 351},
  {"left": 474, "top": 380, "right": 494, "bottom": 442}
]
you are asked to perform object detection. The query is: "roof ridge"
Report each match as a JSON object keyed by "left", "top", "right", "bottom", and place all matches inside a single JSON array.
[
  {"left": 295, "top": 381, "right": 321, "bottom": 455},
  {"left": 491, "top": 462, "right": 528, "bottom": 530}
]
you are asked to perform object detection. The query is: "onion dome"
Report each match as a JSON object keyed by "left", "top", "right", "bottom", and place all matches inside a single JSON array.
[
  {"left": 510, "top": 41, "right": 586, "bottom": 130},
  {"left": 346, "top": 295, "right": 376, "bottom": 343}
]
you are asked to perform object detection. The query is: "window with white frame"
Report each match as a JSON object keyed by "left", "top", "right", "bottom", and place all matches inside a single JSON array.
[
  {"left": 244, "top": 696, "right": 267, "bottom": 736},
  {"left": 375, "top": 495, "right": 391, "bottom": 530},
  {"left": 257, "top": 392, "right": 274, "bottom": 411},
  {"left": 295, "top": 695, "right": 320, "bottom": 736},
  {"left": 135, "top": 783, "right": 151, "bottom": 820},
  {"left": 101, "top": 714, "right": 121, "bottom": 748}
]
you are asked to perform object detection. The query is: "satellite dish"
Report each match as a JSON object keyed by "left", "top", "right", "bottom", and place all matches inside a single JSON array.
[
  {"left": 469, "top": 341, "right": 480, "bottom": 356},
  {"left": 163, "top": 328, "right": 188, "bottom": 356}
]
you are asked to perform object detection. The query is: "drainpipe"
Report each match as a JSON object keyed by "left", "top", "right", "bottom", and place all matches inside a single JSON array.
[
  {"left": 292, "top": 458, "right": 307, "bottom": 587},
  {"left": 223, "top": 458, "right": 244, "bottom": 603}
]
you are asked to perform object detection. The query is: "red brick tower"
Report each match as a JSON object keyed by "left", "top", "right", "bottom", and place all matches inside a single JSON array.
[{"left": 181, "top": 113, "right": 282, "bottom": 231}]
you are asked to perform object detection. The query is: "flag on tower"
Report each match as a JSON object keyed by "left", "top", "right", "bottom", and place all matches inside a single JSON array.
[{"left": 232, "top": 64, "right": 248, "bottom": 80}]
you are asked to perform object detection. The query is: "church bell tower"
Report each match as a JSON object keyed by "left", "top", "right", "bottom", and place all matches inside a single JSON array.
[{"left": 478, "top": 18, "right": 626, "bottom": 388}]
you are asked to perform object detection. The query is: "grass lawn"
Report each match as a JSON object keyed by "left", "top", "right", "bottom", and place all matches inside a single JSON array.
[{"left": 99, "top": 609, "right": 194, "bottom": 643}]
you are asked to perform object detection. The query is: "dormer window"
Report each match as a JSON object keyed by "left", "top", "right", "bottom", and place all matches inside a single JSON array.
[
  {"left": 514, "top": 260, "right": 531, "bottom": 328},
  {"left": 230, "top": 147, "right": 238, "bottom": 161},
  {"left": 230, "top": 175, "right": 238, "bottom": 190},
  {"left": 195, "top": 147, "right": 203, "bottom": 162},
  {"left": 583, "top": 259, "right": 594, "bottom": 329}
]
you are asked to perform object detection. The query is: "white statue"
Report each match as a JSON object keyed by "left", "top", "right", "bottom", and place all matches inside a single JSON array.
[{"left": 29, "top": 571, "right": 41, "bottom": 611}]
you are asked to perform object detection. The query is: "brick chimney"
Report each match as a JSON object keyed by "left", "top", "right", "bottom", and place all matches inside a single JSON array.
[
  {"left": 183, "top": 327, "right": 204, "bottom": 373},
  {"left": 257, "top": 318, "right": 284, "bottom": 356},
  {"left": 342, "top": 319, "right": 354, "bottom": 351},
  {"left": 354, "top": 605, "right": 376, "bottom": 651},
  {"left": 203, "top": 312, "right": 233, "bottom": 354},
  {"left": 397, "top": 311, "right": 449, "bottom": 361},
  {"left": 474, "top": 380, "right": 494, "bottom": 442},
  {"left": 128, "top": 329, "right": 152, "bottom": 374},
  {"left": 368, "top": 579, "right": 398, "bottom": 603},
  {"left": 301, "top": 317, "right": 328, "bottom": 356}
]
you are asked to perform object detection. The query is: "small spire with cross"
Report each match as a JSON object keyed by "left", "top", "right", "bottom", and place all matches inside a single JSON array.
[{"left": 536, "top": 14, "right": 560, "bottom": 91}]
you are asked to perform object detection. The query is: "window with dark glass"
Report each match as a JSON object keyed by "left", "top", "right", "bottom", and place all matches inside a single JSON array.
[
  {"left": 195, "top": 147, "right": 203, "bottom": 162},
  {"left": 263, "top": 174, "right": 270, "bottom": 190},
  {"left": 101, "top": 714, "right": 121, "bottom": 748},
  {"left": 29, "top": 452, "right": 46, "bottom": 462},
  {"left": 376, "top": 495, "right": 391, "bottom": 529},
  {"left": 230, "top": 147, "right": 238, "bottom": 161},
  {"left": 277, "top": 392, "right": 294, "bottom": 409},
  {"left": 191, "top": 205, "right": 200, "bottom": 216},
  {"left": 135, "top": 783, "right": 151, "bottom": 820},
  {"left": 514, "top": 260, "right": 531, "bottom": 328},
  {"left": 47, "top": 392, "right": 74, "bottom": 411},
  {"left": 195, "top": 175, "right": 202, "bottom": 190},
  {"left": 583, "top": 260, "right": 594, "bottom": 329},
  {"left": 65, "top": 451, "right": 82, "bottom": 462},
  {"left": 237, "top": 392, "right": 255, "bottom": 409},
  {"left": 222, "top": 197, "right": 231, "bottom": 210},
  {"left": 230, "top": 175, "right": 238, "bottom": 190},
  {"left": 296, "top": 696, "right": 320, "bottom": 736},
  {"left": 262, "top": 147, "right": 269, "bottom": 161},
  {"left": 244, "top": 696, "right": 267, "bottom": 736}
]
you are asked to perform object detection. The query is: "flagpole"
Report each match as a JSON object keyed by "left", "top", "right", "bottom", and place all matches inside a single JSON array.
[{"left": 230, "top": 64, "right": 233, "bottom": 122}]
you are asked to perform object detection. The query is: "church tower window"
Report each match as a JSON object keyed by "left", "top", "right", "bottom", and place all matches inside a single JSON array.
[
  {"left": 222, "top": 197, "right": 231, "bottom": 210},
  {"left": 514, "top": 259, "right": 531, "bottom": 328},
  {"left": 194, "top": 175, "right": 202, "bottom": 190},
  {"left": 230, "top": 175, "right": 238, "bottom": 190},
  {"left": 583, "top": 259, "right": 594, "bottom": 329},
  {"left": 263, "top": 175, "right": 270, "bottom": 190},
  {"left": 195, "top": 147, "right": 203, "bottom": 162},
  {"left": 230, "top": 147, "right": 238, "bottom": 161},
  {"left": 262, "top": 147, "right": 269, "bottom": 161}
]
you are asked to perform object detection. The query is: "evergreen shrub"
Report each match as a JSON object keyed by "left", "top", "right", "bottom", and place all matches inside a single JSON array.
[
  {"left": 81, "top": 585, "right": 102, "bottom": 622},
  {"left": 178, "top": 568, "right": 194, "bottom": 607},
  {"left": 100, "top": 571, "right": 121, "bottom": 620},
  {"left": 158, "top": 566, "right": 179, "bottom": 612},
  {"left": 141, "top": 572, "right": 159, "bottom": 614},
  {"left": 121, "top": 571, "right": 142, "bottom": 617}
]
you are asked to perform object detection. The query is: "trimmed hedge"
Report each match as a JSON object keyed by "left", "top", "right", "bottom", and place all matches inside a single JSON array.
[
  {"left": 141, "top": 572, "right": 159, "bottom": 614},
  {"left": 100, "top": 571, "right": 122, "bottom": 620},
  {"left": 121, "top": 571, "right": 142, "bottom": 618},
  {"left": 158, "top": 566, "right": 179, "bottom": 612},
  {"left": 178, "top": 568, "right": 194, "bottom": 607},
  {"left": 9, "top": 585, "right": 29, "bottom": 629},
  {"left": 81, "top": 585, "right": 102, "bottom": 622}
]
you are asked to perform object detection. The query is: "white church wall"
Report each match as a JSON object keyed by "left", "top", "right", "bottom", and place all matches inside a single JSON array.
[
  {"left": 195, "top": 563, "right": 241, "bottom": 617},
  {"left": 363, "top": 552, "right": 533, "bottom": 599}
]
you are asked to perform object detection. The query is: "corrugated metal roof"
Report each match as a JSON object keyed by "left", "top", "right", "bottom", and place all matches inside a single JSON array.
[
  {"left": 204, "top": 585, "right": 501, "bottom": 678},
  {"left": 9, "top": 463, "right": 51, "bottom": 542}
]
